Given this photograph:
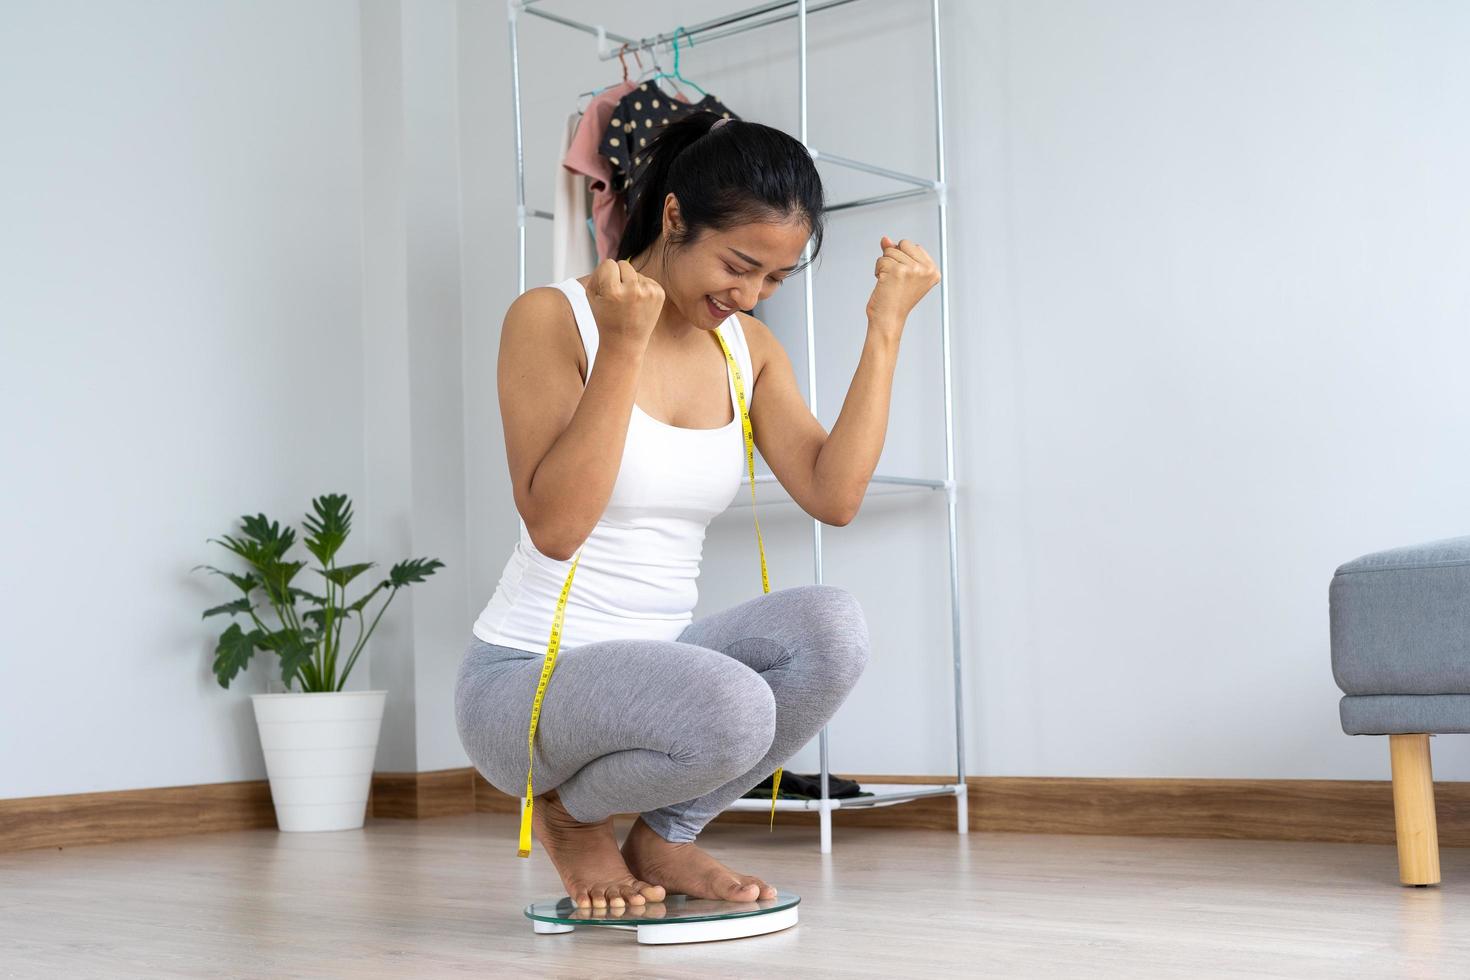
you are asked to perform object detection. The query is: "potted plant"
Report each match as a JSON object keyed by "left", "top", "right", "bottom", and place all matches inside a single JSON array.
[{"left": 193, "top": 493, "right": 443, "bottom": 831}]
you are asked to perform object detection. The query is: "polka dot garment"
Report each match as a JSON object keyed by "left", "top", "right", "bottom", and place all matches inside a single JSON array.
[{"left": 599, "top": 83, "right": 739, "bottom": 195}]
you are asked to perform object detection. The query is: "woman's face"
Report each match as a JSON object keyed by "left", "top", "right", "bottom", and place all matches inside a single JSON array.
[{"left": 659, "top": 195, "right": 810, "bottom": 330}]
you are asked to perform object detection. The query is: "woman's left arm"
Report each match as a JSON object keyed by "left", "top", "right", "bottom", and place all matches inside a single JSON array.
[{"left": 746, "top": 237, "right": 940, "bottom": 525}]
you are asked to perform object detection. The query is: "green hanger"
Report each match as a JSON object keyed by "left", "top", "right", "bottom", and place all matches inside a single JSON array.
[{"left": 647, "top": 27, "right": 707, "bottom": 99}]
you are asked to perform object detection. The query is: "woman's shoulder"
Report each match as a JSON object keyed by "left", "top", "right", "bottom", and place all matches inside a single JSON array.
[
  {"left": 514, "top": 279, "right": 588, "bottom": 309},
  {"left": 502, "top": 284, "right": 588, "bottom": 382},
  {"left": 732, "top": 310, "right": 776, "bottom": 385}
]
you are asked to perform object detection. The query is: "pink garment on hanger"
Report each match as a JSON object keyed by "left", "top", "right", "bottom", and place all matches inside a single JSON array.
[{"left": 563, "top": 80, "right": 638, "bottom": 262}]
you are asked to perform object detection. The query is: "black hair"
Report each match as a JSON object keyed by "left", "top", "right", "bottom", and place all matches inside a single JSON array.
[{"left": 615, "top": 112, "right": 825, "bottom": 274}]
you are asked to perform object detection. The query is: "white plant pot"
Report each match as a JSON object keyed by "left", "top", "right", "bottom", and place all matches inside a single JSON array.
[{"left": 250, "top": 690, "right": 387, "bottom": 832}]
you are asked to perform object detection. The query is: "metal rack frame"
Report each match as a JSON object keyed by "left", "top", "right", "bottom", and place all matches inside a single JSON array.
[{"left": 505, "top": 0, "right": 966, "bottom": 853}]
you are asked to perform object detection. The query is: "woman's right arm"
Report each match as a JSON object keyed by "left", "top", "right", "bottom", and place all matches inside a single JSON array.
[{"left": 498, "top": 264, "right": 661, "bottom": 560}]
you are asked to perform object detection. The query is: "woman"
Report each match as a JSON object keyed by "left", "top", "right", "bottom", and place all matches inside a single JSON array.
[{"left": 454, "top": 110, "right": 940, "bottom": 911}]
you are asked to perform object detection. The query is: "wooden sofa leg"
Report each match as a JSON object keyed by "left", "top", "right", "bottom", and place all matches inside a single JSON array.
[{"left": 1389, "top": 733, "right": 1440, "bottom": 886}]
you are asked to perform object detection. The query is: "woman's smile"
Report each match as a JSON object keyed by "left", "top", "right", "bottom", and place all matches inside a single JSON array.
[{"left": 705, "top": 295, "right": 734, "bottom": 321}]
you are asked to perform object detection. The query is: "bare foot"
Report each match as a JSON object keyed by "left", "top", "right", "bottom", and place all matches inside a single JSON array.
[
  {"left": 620, "top": 815, "right": 778, "bottom": 902},
  {"left": 532, "top": 789, "right": 666, "bottom": 909}
]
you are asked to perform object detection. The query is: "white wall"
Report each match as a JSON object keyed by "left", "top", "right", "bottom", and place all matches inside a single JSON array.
[
  {"left": 950, "top": 0, "right": 1470, "bottom": 780},
  {"left": 5, "top": 0, "right": 1470, "bottom": 802},
  {"left": 0, "top": 0, "right": 370, "bottom": 797},
  {"left": 358, "top": 0, "right": 475, "bottom": 774}
]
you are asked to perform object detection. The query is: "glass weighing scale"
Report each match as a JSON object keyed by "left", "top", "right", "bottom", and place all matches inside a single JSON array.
[{"left": 525, "top": 891, "right": 800, "bottom": 945}]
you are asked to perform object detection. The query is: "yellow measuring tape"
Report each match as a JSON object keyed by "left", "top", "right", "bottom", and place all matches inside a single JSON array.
[{"left": 518, "top": 328, "right": 778, "bottom": 857}]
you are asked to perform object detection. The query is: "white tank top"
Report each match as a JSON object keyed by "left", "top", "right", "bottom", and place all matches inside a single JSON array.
[{"left": 472, "top": 276, "right": 756, "bottom": 653}]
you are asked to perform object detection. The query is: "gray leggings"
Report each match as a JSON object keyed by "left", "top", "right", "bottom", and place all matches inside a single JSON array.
[{"left": 454, "top": 584, "right": 869, "bottom": 843}]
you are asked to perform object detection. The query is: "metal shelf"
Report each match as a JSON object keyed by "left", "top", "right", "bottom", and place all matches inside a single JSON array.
[
  {"left": 721, "top": 472, "right": 951, "bottom": 511},
  {"left": 506, "top": 0, "right": 967, "bottom": 854}
]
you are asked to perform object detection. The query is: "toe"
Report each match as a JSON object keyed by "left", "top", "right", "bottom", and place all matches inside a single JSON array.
[
  {"left": 722, "top": 876, "right": 760, "bottom": 901},
  {"left": 638, "top": 880, "right": 667, "bottom": 902},
  {"left": 619, "top": 882, "right": 646, "bottom": 905},
  {"left": 747, "top": 877, "right": 777, "bottom": 899}
]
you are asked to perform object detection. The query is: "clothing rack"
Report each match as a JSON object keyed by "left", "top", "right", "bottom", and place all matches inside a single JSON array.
[{"left": 505, "top": 0, "right": 967, "bottom": 854}]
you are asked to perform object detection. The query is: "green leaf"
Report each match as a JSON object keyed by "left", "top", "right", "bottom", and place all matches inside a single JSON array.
[
  {"left": 277, "top": 632, "right": 315, "bottom": 689},
  {"left": 252, "top": 626, "right": 297, "bottom": 653},
  {"left": 193, "top": 564, "right": 259, "bottom": 596},
  {"left": 212, "top": 622, "right": 258, "bottom": 689},
  {"left": 257, "top": 559, "right": 308, "bottom": 607},
  {"left": 302, "top": 608, "right": 339, "bottom": 630},
  {"left": 289, "top": 586, "right": 328, "bottom": 605},
  {"left": 346, "top": 582, "right": 385, "bottom": 613},
  {"left": 205, "top": 533, "right": 269, "bottom": 573},
  {"left": 302, "top": 493, "right": 353, "bottom": 567},
  {"left": 203, "top": 597, "right": 253, "bottom": 619},
  {"left": 205, "top": 514, "right": 294, "bottom": 577},
  {"left": 240, "top": 513, "right": 296, "bottom": 560},
  {"left": 320, "top": 561, "right": 374, "bottom": 588},
  {"left": 388, "top": 557, "right": 445, "bottom": 588}
]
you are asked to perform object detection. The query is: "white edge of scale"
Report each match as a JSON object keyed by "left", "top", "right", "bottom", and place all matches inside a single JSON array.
[
  {"left": 530, "top": 906, "right": 800, "bottom": 944},
  {"left": 638, "top": 904, "right": 798, "bottom": 944}
]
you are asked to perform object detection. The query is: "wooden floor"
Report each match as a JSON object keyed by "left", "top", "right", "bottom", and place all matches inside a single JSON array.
[{"left": 3, "top": 811, "right": 1470, "bottom": 978}]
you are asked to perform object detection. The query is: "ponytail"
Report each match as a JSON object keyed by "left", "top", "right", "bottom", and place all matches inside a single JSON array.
[{"left": 616, "top": 112, "right": 825, "bottom": 270}]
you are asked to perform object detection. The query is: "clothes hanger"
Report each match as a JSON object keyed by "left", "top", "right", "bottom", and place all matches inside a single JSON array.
[
  {"left": 577, "top": 42, "right": 640, "bottom": 112},
  {"left": 645, "top": 27, "right": 707, "bottom": 100},
  {"left": 629, "top": 42, "right": 679, "bottom": 98},
  {"left": 632, "top": 42, "right": 684, "bottom": 100}
]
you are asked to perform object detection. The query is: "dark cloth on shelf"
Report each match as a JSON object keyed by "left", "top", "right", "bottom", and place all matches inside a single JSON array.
[{"left": 740, "top": 772, "right": 867, "bottom": 800}]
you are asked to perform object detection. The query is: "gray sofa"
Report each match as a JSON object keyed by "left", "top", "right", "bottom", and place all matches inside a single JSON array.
[{"left": 1330, "top": 534, "right": 1470, "bottom": 886}]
